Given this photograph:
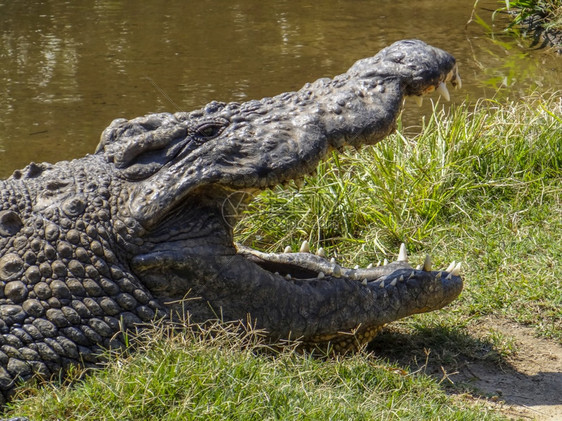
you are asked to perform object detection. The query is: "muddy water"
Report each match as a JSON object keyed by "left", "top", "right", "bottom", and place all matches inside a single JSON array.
[{"left": 0, "top": 0, "right": 560, "bottom": 177}]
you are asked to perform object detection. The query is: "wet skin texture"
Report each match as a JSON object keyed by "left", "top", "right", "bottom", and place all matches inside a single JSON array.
[{"left": 0, "top": 40, "right": 462, "bottom": 403}]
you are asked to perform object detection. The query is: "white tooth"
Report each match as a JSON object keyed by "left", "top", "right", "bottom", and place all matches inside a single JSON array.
[
  {"left": 398, "top": 243, "right": 408, "bottom": 262},
  {"left": 362, "top": 279, "right": 368, "bottom": 286},
  {"left": 436, "top": 82, "right": 450, "bottom": 101},
  {"left": 415, "top": 264, "right": 422, "bottom": 270},
  {"left": 445, "top": 261, "right": 456, "bottom": 272},
  {"left": 446, "top": 273, "right": 452, "bottom": 280},
  {"left": 274, "top": 272, "right": 280, "bottom": 275},
  {"left": 318, "top": 272, "right": 325, "bottom": 279},
  {"left": 285, "top": 274, "right": 292, "bottom": 280},
  {"left": 383, "top": 258, "right": 389, "bottom": 266},
  {"left": 414, "top": 96, "right": 423, "bottom": 107},
  {"left": 451, "top": 262, "right": 462, "bottom": 276},
  {"left": 330, "top": 257, "right": 337, "bottom": 264},
  {"left": 423, "top": 254, "right": 432, "bottom": 272},
  {"left": 367, "top": 263, "right": 373, "bottom": 269},
  {"left": 390, "top": 279, "right": 397, "bottom": 287},
  {"left": 408, "top": 272, "right": 415, "bottom": 279},
  {"left": 316, "top": 247, "right": 326, "bottom": 257},
  {"left": 380, "top": 282, "right": 385, "bottom": 288},
  {"left": 354, "top": 265, "right": 360, "bottom": 270},
  {"left": 376, "top": 261, "right": 381, "bottom": 267},
  {"left": 436, "top": 271, "right": 443, "bottom": 279},
  {"left": 333, "top": 264, "right": 342, "bottom": 277},
  {"left": 284, "top": 246, "right": 292, "bottom": 253},
  {"left": 399, "top": 275, "right": 404, "bottom": 282},
  {"left": 300, "top": 240, "right": 310, "bottom": 253}
]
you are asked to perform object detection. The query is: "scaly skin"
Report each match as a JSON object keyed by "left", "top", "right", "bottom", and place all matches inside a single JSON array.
[{"left": 0, "top": 40, "right": 462, "bottom": 403}]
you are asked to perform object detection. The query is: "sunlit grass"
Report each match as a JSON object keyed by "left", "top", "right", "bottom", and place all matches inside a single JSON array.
[{"left": 4, "top": 322, "right": 502, "bottom": 420}]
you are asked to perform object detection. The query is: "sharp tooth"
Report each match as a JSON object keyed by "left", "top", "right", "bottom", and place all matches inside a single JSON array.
[
  {"left": 284, "top": 246, "right": 292, "bottom": 253},
  {"left": 354, "top": 265, "right": 359, "bottom": 270},
  {"left": 333, "top": 264, "right": 342, "bottom": 277},
  {"left": 436, "top": 271, "right": 442, "bottom": 279},
  {"left": 390, "top": 279, "right": 397, "bottom": 287},
  {"left": 316, "top": 247, "right": 326, "bottom": 257},
  {"left": 397, "top": 243, "right": 408, "bottom": 262},
  {"left": 383, "top": 258, "right": 389, "bottom": 266},
  {"left": 367, "top": 263, "right": 373, "bottom": 269},
  {"left": 318, "top": 272, "right": 325, "bottom": 279},
  {"left": 376, "top": 261, "right": 381, "bottom": 267},
  {"left": 423, "top": 254, "right": 432, "bottom": 272},
  {"left": 451, "top": 262, "right": 462, "bottom": 276},
  {"left": 399, "top": 275, "right": 404, "bottom": 282},
  {"left": 300, "top": 240, "right": 310, "bottom": 253},
  {"left": 445, "top": 261, "right": 456, "bottom": 272},
  {"left": 436, "top": 82, "right": 450, "bottom": 101},
  {"left": 408, "top": 272, "right": 415, "bottom": 279},
  {"left": 415, "top": 264, "right": 422, "bottom": 270},
  {"left": 362, "top": 279, "right": 368, "bottom": 286},
  {"left": 285, "top": 274, "right": 292, "bottom": 280},
  {"left": 330, "top": 257, "right": 337, "bottom": 264},
  {"left": 414, "top": 96, "right": 423, "bottom": 107},
  {"left": 380, "top": 281, "right": 385, "bottom": 288}
]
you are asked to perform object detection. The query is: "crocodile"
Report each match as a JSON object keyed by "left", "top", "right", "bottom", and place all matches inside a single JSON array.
[{"left": 0, "top": 39, "right": 462, "bottom": 403}]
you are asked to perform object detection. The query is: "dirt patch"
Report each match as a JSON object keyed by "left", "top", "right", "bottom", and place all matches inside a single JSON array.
[{"left": 369, "top": 316, "right": 562, "bottom": 420}]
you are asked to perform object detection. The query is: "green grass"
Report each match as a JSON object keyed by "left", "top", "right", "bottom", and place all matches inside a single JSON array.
[
  {"left": 501, "top": 0, "right": 562, "bottom": 36},
  {"left": 5, "top": 323, "right": 501, "bottom": 420},
  {"left": 3, "top": 93, "right": 561, "bottom": 419}
]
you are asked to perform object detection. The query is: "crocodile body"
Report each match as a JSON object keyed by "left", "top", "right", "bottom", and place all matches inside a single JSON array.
[{"left": 0, "top": 40, "right": 462, "bottom": 402}]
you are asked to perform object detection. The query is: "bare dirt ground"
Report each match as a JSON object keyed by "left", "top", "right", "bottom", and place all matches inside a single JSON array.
[{"left": 369, "top": 316, "right": 562, "bottom": 420}]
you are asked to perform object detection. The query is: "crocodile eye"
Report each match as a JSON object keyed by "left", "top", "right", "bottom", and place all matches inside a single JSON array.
[{"left": 194, "top": 122, "right": 226, "bottom": 140}]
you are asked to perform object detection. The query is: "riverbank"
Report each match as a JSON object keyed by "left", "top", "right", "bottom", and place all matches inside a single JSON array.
[
  {"left": 504, "top": 0, "right": 562, "bottom": 51},
  {"left": 3, "top": 93, "right": 561, "bottom": 420}
]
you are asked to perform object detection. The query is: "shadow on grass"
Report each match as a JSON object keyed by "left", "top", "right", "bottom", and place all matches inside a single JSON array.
[{"left": 367, "top": 323, "right": 562, "bottom": 410}]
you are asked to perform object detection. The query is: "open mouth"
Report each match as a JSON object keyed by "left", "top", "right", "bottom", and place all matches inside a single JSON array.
[
  {"left": 229, "top": 64, "right": 463, "bottom": 286},
  {"left": 238, "top": 241, "right": 462, "bottom": 288},
  {"left": 125, "top": 40, "right": 465, "bottom": 351}
]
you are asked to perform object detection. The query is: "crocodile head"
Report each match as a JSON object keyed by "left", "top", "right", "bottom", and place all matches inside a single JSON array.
[{"left": 97, "top": 40, "right": 463, "bottom": 350}]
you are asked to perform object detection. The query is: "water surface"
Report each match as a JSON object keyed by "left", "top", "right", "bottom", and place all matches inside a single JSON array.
[{"left": 0, "top": 0, "right": 560, "bottom": 177}]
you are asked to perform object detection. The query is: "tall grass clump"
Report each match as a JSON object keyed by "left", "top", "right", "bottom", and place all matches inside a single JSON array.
[
  {"left": 237, "top": 94, "right": 561, "bottom": 339},
  {"left": 237, "top": 94, "right": 561, "bottom": 257}
]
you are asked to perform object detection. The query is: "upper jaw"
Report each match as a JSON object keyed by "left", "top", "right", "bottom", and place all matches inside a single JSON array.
[{"left": 410, "top": 64, "right": 462, "bottom": 106}]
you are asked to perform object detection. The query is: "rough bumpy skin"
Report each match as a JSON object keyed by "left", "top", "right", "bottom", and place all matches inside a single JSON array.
[{"left": 0, "top": 40, "right": 462, "bottom": 403}]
